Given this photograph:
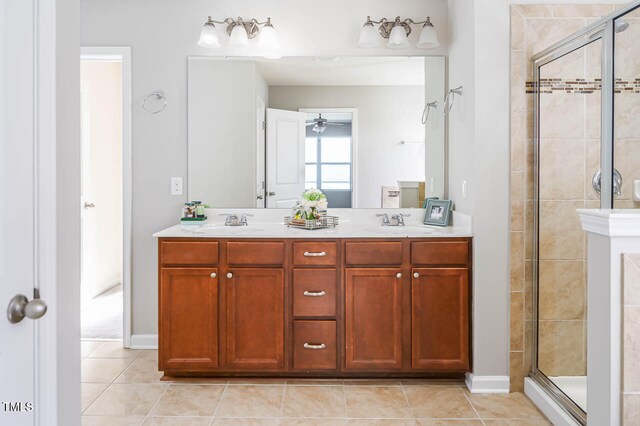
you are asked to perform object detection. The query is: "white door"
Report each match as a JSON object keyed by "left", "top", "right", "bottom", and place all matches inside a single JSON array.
[
  {"left": 1, "top": 0, "right": 56, "bottom": 424},
  {"left": 256, "top": 97, "right": 266, "bottom": 208},
  {"left": 266, "top": 108, "right": 306, "bottom": 208}
]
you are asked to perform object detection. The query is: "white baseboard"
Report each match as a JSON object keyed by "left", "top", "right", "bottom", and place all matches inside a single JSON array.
[
  {"left": 130, "top": 334, "right": 158, "bottom": 349},
  {"left": 524, "top": 378, "right": 580, "bottom": 426},
  {"left": 465, "top": 373, "right": 510, "bottom": 393}
]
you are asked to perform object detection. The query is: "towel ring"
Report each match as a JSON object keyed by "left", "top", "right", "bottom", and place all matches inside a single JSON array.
[
  {"left": 443, "top": 86, "right": 463, "bottom": 114},
  {"left": 421, "top": 101, "right": 438, "bottom": 124},
  {"left": 142, "top": 90, "right": 167, "bottom": 114}
]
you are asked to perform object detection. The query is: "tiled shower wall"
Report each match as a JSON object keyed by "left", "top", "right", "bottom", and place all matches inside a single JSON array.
[{"left": 509, "top": 4, "right": 619, "bottom": 392}]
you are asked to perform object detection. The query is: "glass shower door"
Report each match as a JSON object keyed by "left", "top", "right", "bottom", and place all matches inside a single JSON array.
[
  {"left": 613, "top": 8, "right": 640, "bottom": 209},
  {"left": 533, "top": 34, "right": 603, "bottom": 422}
]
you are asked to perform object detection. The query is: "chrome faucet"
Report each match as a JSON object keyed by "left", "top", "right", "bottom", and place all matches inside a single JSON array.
[
  {"left": 376, "top": 213, "right": 391, "bottom": 226},
  {"left": 376, "top": 213, "right": 410, "bottom": 226},
  {"left": 220, "top": 213, "right": 252, "bottom": 226},
  {"left": 390, "top": 213, "right": 410, "bottom": 226}
]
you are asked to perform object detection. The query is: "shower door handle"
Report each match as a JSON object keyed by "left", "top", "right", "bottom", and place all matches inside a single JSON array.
[{"left": 592, "top": 168, "right": 622, "bottom": 196}]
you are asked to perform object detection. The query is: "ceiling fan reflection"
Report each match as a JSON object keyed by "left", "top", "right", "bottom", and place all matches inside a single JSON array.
[{"left": 306, "top": 113, "right": 345, "bottom": 134}]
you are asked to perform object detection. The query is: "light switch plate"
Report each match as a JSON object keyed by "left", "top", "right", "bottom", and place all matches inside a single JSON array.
[
  {"left": 462, "top": 180, "right": 467, "bottom": 199},
  {"left": 171, "top": 177, "right": 183, "bottom": 195},
  {"left": 634, "top": 180, "right": 640, "bottom": 202}
]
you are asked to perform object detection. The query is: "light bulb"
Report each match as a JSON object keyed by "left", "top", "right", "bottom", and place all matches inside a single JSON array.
[
  {"left": 229, "top": 24, "right": 249, "bottom": 47},
  {"left": 387, "top": 24, "right": 409, "bottom": 49},
  {"left": 357, "top": 21, "right": 380, "bottom": 48},
  {"left": 258, "top": 22, "right": 279, "bottom": 50},
  {"left": 198, "top": 19, "right": 220, "bottom": 48},
  {"left": 417, "top": 19, "right": 439, "bottom": 49}
]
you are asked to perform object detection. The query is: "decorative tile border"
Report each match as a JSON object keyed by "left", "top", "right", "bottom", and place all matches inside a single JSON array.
[{"left": 525, "top": 78, "right": 640, "bottom": 94}]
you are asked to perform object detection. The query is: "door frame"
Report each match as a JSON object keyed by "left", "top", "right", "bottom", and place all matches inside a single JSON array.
[
  {"left": 80, "top": 46, "right": 133, "bottom": 347},
  {"left": 298, "top": 107, "right": 359, "bottom": 207}
]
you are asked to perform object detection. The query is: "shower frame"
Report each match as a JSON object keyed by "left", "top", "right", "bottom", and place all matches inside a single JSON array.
[{"left": 529, "top": 1, "right": 640, "bottom": 424}]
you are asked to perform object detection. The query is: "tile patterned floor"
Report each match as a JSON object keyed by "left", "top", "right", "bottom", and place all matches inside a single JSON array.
[{"left": 81, "top": 341, "right": 551, "bottom": 426}]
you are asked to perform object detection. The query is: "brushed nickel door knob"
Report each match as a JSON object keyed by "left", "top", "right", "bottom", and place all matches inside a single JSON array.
[
  {"left": 396, "top": 273, "right": 403, "bottom": 279},
  {"left": 413, "top": 272, "right": 420, "bottom": 278},
  {"left": 210, "top": 273, "right": 217, "bottom": 278},
  {"left": 226, "top": 272, "right": 233, "bottom": 279}
]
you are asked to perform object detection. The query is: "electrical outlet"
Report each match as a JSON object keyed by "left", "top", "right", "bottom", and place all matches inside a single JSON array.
[
  {"left": 430, "top": 177, "right": 435, "bottom": 193},
  {"left": 171, "top": 177, "right": 183, "bottom": 195},
  {"left": 462, "top": 180, "right": 467, "bottom": 199}
]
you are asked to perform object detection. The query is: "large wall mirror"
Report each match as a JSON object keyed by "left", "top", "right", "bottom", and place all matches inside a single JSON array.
[{"left": 188, "top": 56, "right": 445, "bottom": 209}]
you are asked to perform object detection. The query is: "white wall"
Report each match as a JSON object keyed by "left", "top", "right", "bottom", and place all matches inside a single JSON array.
[
  {"left": 446, "top": 0, "right": 622, "bottom": 381},
  {"left": 80, "top": 0, "right": 449, "bottom": 336},
  {"left": 269, "top": 85, "right": 425, "bottom": 208},
  {"left": 81, "top": 61, "right": 123, "bottom": 300}
]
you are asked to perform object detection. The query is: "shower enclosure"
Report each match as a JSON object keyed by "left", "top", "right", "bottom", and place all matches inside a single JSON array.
[{"left": 530, "top": 2, "right": 640, "bottom": 424}]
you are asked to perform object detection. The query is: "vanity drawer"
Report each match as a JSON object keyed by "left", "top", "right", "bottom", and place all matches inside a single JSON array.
[
  {"left": 160, "top": 241, "right": 219, "bottom": 265},
  {"left": 344, "top": 242, "right": 403, "bottom": 266},
  {"left": 293, "top": 242, "right": 337, "bottom": 266},
  {"left": 227, "top": 242, "right": 285, "bottom": 266},
  {"left": 293, "top": 320, "right": 337, "bottom": 370},
  {"left": 293, "top": 269, "right": 336, "bottom": 317},
  {"left": 411, "top": 241, "right": 469, "bottom": 266}
]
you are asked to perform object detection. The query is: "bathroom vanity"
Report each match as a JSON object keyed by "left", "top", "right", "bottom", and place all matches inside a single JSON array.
[{"left": 154, "top": 211, "right": 472, "bottom": 378}]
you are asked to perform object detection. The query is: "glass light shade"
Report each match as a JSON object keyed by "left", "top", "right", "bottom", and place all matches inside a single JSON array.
[
  {"left": 387, "top": 25, "right": 409, "bottom": 49},
  {"left": 357, "top": 23, "right": 380, "bottom": 48},
  {"left": 229, "top": 24, "right": 249, "bottom": 47},
  {"left": 197, "top": 22, "right": 220, "bottom": 48},
  {"left": 417, "top": 24, "right": 439, "bottom": 49},
  {"left": 257, "top": 24, "right": 279, "bottom": 50}
]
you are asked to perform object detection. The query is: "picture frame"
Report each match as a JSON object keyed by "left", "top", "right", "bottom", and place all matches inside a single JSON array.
[
  {"left": 423, "top": 199, "right": 452, "bottom": 227},
  {"left": 421, "top": 197, "right": 439, "bottom": 209}
]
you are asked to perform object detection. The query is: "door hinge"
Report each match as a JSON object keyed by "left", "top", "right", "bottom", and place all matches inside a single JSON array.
[{"left": 262, "top": 121, "right": 266, "bottom": 130}]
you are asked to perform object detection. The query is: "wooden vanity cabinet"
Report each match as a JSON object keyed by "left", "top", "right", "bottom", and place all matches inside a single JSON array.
[
  {"left": 158, "top": 236, "right": 471, "bottom": 377},
  {"left": 225, "top": 268, "right": 285, "bottom": 370},
  {"left": 344, "top": 268, "right": 404, "bottom": 370},
  {"left": 159, "top": 267, "right": 219, "bottom": 371}
]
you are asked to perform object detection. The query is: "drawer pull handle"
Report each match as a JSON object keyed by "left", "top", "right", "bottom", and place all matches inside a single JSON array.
[
  {"left": 210, "top": 273, "right": 217, "bottom": 278},
  {"left": 303, "top": 343, "right": 326, "bottom": 350},
  {"left": 303, "top": 290, "right": 326, "bottom": 297},
  {"left": 303, "top": 251, "right": 327, "bottom": 257}
]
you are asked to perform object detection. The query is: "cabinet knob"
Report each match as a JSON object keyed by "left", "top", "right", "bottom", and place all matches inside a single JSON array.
[
  {"left": 396, "top": 272, "right": 403, "bottom": 279},
  {"left": 413, "top": 272, "right": 420, "bottom": 278},
  {"left": 210, "top": 272, "right": 217, "bottom": 278},
  {"left": 227, "top": 272, "right": 233, "bottom": 279}
]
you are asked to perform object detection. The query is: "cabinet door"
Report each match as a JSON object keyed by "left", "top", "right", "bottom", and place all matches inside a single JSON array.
[
  {"left": 345, "top": 268, "right": 404, "bottom": 370},
  {"left": 159, "top": 268, "right": 219, "bottom": 371},
  {"left": 411, "top": 268, "right": 469, "bottom": 371},
  {"left": 226, "top": 268, "right": 285, "bottom": 370}
]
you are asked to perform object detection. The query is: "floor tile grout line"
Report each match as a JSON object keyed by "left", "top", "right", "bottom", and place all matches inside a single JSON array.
[
  {"left": 342, "top": 384, "right": 349, "bottom": 420},
  {"left": 462, "top": 390, "right": 487, "bottom": 426},
  {"left": 80, "top": 382, "right": 112, "bottom": 415},
  {"left": 278, "top": 383, "right": 287, "bottom": 423},
  {"left": 399, "top": 382, "right": 418, "bottom": 425},
  {"left": 209, "top": 383, "right": 228, "bottom": 426},
  {"left": 140, "top": 382, "right": 172, "bottom": 425}
]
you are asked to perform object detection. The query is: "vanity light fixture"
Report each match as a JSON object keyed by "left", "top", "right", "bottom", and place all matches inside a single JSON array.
[
  {"left": 357, "top": 16, "right": 439, "bottom": 49},
  {"left": 198, "top": 16, "right": 279, "bottom": 49}
]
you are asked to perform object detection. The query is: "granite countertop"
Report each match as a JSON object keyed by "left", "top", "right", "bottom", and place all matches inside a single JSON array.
[{"left": 153, "top": 208, "right": 473, "bottom": 239}]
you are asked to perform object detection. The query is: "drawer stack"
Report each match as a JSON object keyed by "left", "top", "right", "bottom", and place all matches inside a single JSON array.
[{"left": 291, "top": 242, "right": 338, "bottom": 371}]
